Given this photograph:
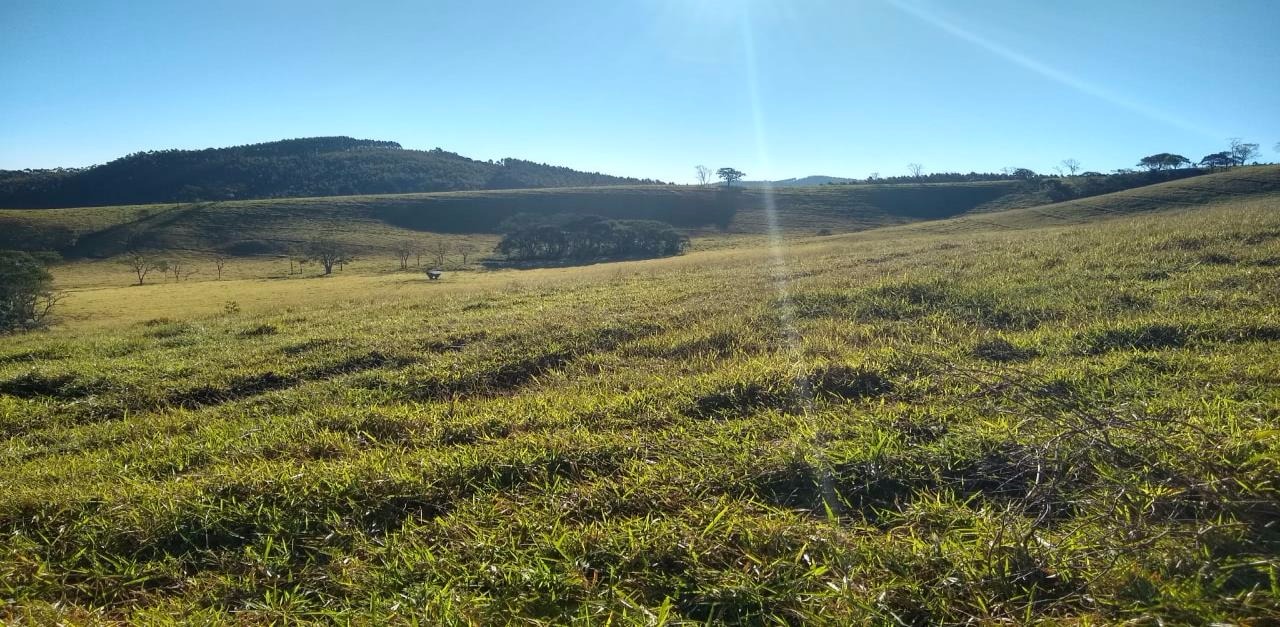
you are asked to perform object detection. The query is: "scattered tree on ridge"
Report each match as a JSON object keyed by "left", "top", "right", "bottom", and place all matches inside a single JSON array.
[
  {"left": 1060, "top": 158, "right": 1081, "bottom": 175},
  {"left": 716, "top": 167, "right": 745, "bottom": 188}
]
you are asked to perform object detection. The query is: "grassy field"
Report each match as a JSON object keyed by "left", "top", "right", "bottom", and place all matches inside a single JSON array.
[{"left": 1, "top": 184, "right": 1279, "bottom": 622}]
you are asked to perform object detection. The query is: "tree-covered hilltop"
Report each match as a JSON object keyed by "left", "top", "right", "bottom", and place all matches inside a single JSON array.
[{"left": 0, "top": 137, "right": 664, "bottom": 208}]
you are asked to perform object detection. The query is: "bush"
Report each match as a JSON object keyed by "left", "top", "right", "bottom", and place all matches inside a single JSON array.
[{"left": 0, "top": 251, "right": 58, "bottom": 333}]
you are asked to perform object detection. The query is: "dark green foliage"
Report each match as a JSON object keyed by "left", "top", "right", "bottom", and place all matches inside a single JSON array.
[
  {"left": 0, "top": 251, "right": 56, "bottom": 333},
  {"left": 1037, "top": 168, "right": 1209, "bottom": 204},
  {"left": 495, "top": 215, "right": 688, "bottom": 262},
  {"left": 1137, "top": 153, "right": 1191, "bottom": 171},
  {"left": 0, "top": 137, "right": 663, "bottom": 208},
  {"left": 1200, "top": 151, "right": 1235, "bottom": 169}
]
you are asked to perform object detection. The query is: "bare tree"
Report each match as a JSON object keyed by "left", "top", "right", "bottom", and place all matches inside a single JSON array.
[
  {"left": 214, "top": 255, "right": 228, "bottom": 280},
  {"left": 428, "top": 239, "right": 451, "bottom": 268},
  {"left": 392, "top": 241, "right": 415, "bottom": 270},
  {"left": 456, "top": 243, "right": 477, "bottom": 265},
  {"left": 907, "top": 163, "right": 924, "bottom": 179},
  {"left": 123, "top": 251, "right": 164, "bottom": 286},
  {"left": 867, "top": 172, "right": 880, "bottom": 182},
  {"left": 695, "top": 165, "right": 712, "bottom": 186},
  {"left": 1060, "top": 158, "right": 1081, "bottom": 175},
  {"left": 303, "top": 238, "right": 352, "bottom": 275},
  {"left": 1229, "top": 138, "right": 1259, "bottom": 166}
]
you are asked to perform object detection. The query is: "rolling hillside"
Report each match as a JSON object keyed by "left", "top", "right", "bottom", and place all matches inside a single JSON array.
[
  {"left": 0, "top": 180, "right": 1035, "bottom": 258},
  {"left": 0, "top": 137, "right": 663, "bottom": 208},
  {"left": 2, "top": 166, "right": 1275, "bottom": 259}
]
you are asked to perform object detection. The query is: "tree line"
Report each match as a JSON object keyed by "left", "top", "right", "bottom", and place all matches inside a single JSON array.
[{"left": 0, "top": 137, "right": 666, "bottom": 209}]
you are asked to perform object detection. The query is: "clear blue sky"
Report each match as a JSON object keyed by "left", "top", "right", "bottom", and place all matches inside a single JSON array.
[{"left": 2, "top": 0, "right": 1277, "bottom": 182}]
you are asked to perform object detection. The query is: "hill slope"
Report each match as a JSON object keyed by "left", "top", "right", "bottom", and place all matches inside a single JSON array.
[
  {"left": 872, "top": 164, "right": 1280, "bottom": 236},
  {"left": 0, "top": 180, "right": 1033, "bottom": 257},
  {"left": 0, "top": 137, "right": 663, "bottom": 208},
  {"left": 2, "top": 166, "right": 1274, "bottom": 259}
]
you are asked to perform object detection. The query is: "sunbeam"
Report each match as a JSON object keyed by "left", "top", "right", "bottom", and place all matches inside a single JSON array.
[{"left": 886, "top": 0, "right": 1225, "bottom": 140}]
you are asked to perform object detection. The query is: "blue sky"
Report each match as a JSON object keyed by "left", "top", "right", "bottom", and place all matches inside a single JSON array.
[{"left": 2, "top": 0, "right": 1277, "bottom": 182}]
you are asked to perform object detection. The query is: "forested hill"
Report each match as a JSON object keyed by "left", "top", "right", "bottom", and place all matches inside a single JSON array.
[{"left": 0, "top": 137, "right": 664, "bottom": 208}]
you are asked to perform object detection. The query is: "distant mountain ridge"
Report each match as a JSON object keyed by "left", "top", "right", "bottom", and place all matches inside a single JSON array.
[
  {"left": 741, "top": 175, "right": 856, "bottom": 188},
  {"left": 0, "top": 136, "right": 664, "bottom": 208}
]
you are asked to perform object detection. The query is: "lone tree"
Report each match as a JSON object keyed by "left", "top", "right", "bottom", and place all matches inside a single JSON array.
[
  {"left": 427, "top": 239, "right": 451, "bottom": 268},
  {"left": 716, "top": 167, "right": 745, "bottom": 187},
  {"left": 124, "top": 250, "right": 165, "bottom": 285},
  {"left": 456, "top": 243, "right": 477, "bottom": 265},
  {"left": 0, "top": 251, "right": 60, "bottom": 333},
  {"left": 907, "top": 163, "right": 925, "bottom": 179},
  {"left": 167, "top": 259, "right": 196, "bottom": 282},
  {"left": 304, "top": 238, "right": 352, "bottom": 275},
  {"left": 1229, "top": 138, "right": 1259, "bottom": 166},
  {"left": 695, "top": 165, "right": 712, "bottom": 186},
  {"left": 213, "top": 255, "right": 228, "bottom": 280},
  {"left": 1060, "top": 158, "right": 1081, "bottom": 175},
  {"left": 392, "top": 241, "right": 415, "bottom": 270}
]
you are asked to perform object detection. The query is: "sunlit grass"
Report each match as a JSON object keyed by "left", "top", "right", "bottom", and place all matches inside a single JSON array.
[{"left": 1, "top": 195, "right": 1278, "bottom": 623}]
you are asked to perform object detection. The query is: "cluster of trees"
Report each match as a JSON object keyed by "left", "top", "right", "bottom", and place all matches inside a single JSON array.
[
  {"left": 1137, "top": 139, "right": 1264, "bottom": 171},
  {"left": 831, "top": 168, "right": 1046, "bottom": 185},
  {"left": 0, "top": 137, "right": 665, "bottom": 209},
  {"left": 495, "top": 215, "right": 688, "bottom": 262},
  {"left": 121, "top": 251, "right": 233, "bottom": 285},
  {"left": 391, "top": 239, "right": 478, "bottom": 270},
  {"left": 0, "top": 251, "right": 60, "bottom": 333},
  {"left": 694, "top": 166, "right": 746, "bottom": 187}
]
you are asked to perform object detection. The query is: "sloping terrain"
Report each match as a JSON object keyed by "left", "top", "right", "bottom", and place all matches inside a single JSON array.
[
  {"left": 0, "top": 181, "right": 1032, "bottom": 257},
  {"left": 1, "top": 166, "right": 1274, "bottom": 261},
  {"left": 0, "top": 194, "right": 1277, "bottom": 623}
]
